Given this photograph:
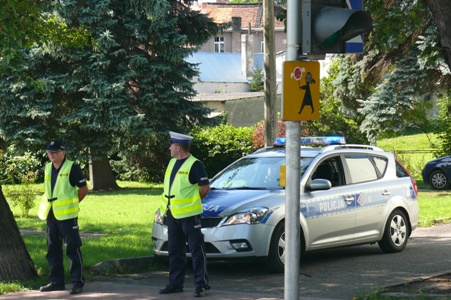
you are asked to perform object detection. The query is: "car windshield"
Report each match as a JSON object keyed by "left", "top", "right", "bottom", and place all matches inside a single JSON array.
[{"left": 210, "top": 156, "right": 314, "bottom": 190}]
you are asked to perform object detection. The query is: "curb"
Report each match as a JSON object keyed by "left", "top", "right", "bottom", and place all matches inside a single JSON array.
[{"left": 89, "top": 256, "right": 160, "bottom": 274}]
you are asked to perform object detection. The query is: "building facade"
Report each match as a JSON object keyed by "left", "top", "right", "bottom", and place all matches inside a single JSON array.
[{"left": 192, "top": 2, "right": 287, "bottom": 54}]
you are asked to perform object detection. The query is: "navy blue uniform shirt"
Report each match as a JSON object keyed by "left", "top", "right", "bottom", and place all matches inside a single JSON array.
[{"left": 50, "top": 159, "right": 87, "bottom": 193}]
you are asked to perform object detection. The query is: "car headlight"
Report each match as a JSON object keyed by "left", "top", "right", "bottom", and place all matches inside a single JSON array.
[
  {"left": 222, "top": 207, "right": 269, "bottom": 226},
  {"left": 154, "top": 208, "right": 164, "bottom": 225}
]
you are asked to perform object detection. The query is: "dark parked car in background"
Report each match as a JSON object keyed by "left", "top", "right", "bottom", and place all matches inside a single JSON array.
[{"left": 422, "top": 155, "right": 451, "bottom": 189}]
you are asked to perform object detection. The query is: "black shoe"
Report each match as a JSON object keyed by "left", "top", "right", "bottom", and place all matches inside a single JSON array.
[
  {"left": 194, "top": 286, "right": 206, "bottom": 297},
  {"left": 40, "top": 283, "right": 65, "bottom": 292},
  {"left": 159, "top": 284, "right": 184, "bottom": 294},
  {"left": 69, "top": 285, "right": 83, "bottom": 295}
]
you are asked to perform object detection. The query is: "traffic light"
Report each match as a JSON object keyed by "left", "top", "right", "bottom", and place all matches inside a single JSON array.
[{"left": 301, "top": 0, "right": 373, "bottom": 55}]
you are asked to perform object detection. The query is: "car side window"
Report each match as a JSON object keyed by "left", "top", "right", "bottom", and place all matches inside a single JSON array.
[
  {"left": 344, "top": 154, "right": 380, "bottom": 184},
  {"left": 311, "top": 156, "right": 343, "bottom": 187}
]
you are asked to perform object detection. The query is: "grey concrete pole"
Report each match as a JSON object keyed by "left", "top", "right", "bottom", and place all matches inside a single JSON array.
[{"left": 284, "top": 0, "right": 301, "bottom": 299}]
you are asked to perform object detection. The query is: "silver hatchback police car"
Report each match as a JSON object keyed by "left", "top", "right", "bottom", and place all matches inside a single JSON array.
[{"left": 152, "top": 137, "right": 419, "bottom": 273}]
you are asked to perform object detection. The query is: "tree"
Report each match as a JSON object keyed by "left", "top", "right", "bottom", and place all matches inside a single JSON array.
[
  {"left": 0, "top": 0, "right": 89, "bottom": 74},
  {"left": 306, "top": 60, "right": 367, "bottom": 144},
  {"left": 0, "top": 0, "right": 89, "bottom": 283},
  {"left": 250, "top": 67, "right": 264, "bottom": 92},
  {"left": 0, "top": 186, "right": 38, "bottom": 281},
  {"left": 424, "top": 0, "right": 451, "bottom": 70},
  {"left": 0, "top": 0, "right": 221, "bottom": 189},
  {"left": 330, "top": 0, "right": 451, "bottom": 143}
]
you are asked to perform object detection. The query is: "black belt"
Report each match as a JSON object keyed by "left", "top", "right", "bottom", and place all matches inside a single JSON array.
[{"left": 164, "top": 195, "right": 174, "bottom": 211}]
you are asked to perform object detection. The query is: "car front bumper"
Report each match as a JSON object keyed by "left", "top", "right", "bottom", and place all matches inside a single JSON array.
[{"left": 152, "top": 221, "right": 275, "bottom": 259}]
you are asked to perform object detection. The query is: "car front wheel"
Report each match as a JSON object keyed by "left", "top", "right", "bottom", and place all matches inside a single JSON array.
[
  {"left": 429, "top": 170, "right": 449, "bottom": 190},
  {"left": 378, "top": 209, "right": 409, "bottom": 253},
  {"left": 266, "top": 222, "right": 286, "bottom": 273}
]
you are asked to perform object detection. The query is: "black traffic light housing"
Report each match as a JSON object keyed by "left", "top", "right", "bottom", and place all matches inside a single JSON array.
[{"left": 301, "top": 0, "right": 373, "bottom": 55}]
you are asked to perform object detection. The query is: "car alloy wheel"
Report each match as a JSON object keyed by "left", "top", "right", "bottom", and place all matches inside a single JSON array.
[
  {"left": 378, "top": 209, "right": 409, "bottom": 253},
  {"left": 430, "top": 170, "right": 449, "bottom": 190}
]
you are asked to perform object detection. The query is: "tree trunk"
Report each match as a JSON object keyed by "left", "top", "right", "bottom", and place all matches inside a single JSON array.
[
  {"left": 424, "top": 0, "right": 451, "bottom": 70},
  {"left": 264, "top": 0, "right": 278, "bottom": 147},
  {"left": 0, "top": 185, "right": 38, "bottom": 281},
  {"left": 89, "top": 157, "right": 119, "bottom": 191}
]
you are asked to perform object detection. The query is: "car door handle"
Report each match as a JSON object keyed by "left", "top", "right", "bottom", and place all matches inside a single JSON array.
[
  {"left": 345, "top": 196, "right": 354, "bottom": 205},
  {"left": 382, "top": 190, "right": 391, "bottom": 196}
]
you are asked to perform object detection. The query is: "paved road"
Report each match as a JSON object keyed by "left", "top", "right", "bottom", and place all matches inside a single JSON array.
[
  {"left": 94, "top": 222, "right": 451, "bottom": 299},
  {"left": 4, "top": 223, "right": 451, "bottom": 299}
]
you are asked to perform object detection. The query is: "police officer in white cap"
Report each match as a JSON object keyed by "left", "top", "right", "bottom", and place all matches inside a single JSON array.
[{"left": 159, "top": 131, "right": 210, "bottom": 297}]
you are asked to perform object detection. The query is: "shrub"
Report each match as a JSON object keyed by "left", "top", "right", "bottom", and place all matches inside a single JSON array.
[
  {"left": 435, "top": 91, "right": 451, "bottom": 158},
  {"left": 251, "top": 119, "right": 314, "bottom": 149},
  {"left": 3, "top": 171, "right": 39, "bottom": 217},
  {"left": 110, "top": 137, "right": 168, "bottom": 183},
  {"left": 0, "top": 145, "right": 42, "bottom": 184},
  {"left": 190, "top": 124, "right": 255, "bottom": 178},
  {"left": 252, "top": 119, "right": 286, "bottom": 149}
]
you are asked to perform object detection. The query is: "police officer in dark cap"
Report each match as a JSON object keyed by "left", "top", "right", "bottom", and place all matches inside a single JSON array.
[
  {"left": 38, "top": 140, "right": 88, "bottom": 295},
  {"left": 159, "top": 131, "right": 211, "bottom": 297}
]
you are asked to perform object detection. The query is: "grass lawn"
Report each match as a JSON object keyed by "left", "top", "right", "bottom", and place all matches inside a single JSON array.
[
  {"left": 377, "top": 132, "right": 439, "bottom": 180},
  {"left": 2, "top": 181, "right": 162, "bottom": 293},
  {"left": 376, "top": 132, "right": 438, "bottom": 151},
  {"left": 2, "top": 174, "right": 451, "bottom": 294}
]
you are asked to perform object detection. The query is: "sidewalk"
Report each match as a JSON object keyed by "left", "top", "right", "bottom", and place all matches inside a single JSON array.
[
  {"left": 0, "top": 256, "right": 334, "bottom": 300},
  {"left": 0, "top": 282, "right": 335, "bottom": 300},
  {"left": 0, "top": 282, "right": 285, "bottom": 300}
]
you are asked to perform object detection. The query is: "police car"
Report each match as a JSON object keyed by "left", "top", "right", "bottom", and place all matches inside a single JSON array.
[{"left": 152, "top": 137, "right": 419, "bottom": 273}]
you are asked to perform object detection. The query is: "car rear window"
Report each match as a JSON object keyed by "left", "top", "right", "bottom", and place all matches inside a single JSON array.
[
  {"left": 395, "top": 161, "right": 410, "bottom": 177},
  {"left": 371, "top": 155, "right": 389, "bottom": 176}
]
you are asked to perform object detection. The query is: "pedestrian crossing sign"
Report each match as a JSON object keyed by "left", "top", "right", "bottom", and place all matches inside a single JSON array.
[{"left": 282, "top": 61, "right": 320, "bottom": 121}]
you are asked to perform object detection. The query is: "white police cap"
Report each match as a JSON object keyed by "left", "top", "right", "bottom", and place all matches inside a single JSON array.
[{"left": 169, "top": 131, "right": 193, "bottom": 144}]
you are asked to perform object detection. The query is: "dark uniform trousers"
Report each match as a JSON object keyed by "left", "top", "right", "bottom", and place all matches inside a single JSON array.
[
  {"left": 167, "top": 209, "right": 209, "bottom": 288},
  {"left": 46, "top": 209, "right": 84, "bottom": 287}
]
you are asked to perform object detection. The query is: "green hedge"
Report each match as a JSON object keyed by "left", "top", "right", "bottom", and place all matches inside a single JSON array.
[{"left": 190, "top": 124, "right": 255, "bottom": 178}]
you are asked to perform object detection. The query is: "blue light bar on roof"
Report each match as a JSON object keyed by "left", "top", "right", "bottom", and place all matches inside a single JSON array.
[
  {"left": 273, "top": 136, "right": 346, "bottom": 147},
  {"left": 301, "top": 136, "right": 346, "bottom": 145},
  {"left": 302, "top": 136, "right": 346, "bottom": 145},
  {"left": 274, "top": 138, "right": 286, "bottom": 146}
]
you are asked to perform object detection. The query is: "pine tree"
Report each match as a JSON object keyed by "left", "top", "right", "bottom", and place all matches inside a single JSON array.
[{"left": 0, "top": 0, "right": 220, "bottom": 189}]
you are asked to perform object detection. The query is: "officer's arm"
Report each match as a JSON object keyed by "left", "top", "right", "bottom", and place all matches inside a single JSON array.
[
  {"left": 78, "top": 185, "right": 88, "bottom": 202},
  {"left": 199, "top": 184, "right": 210, "bottom": 199}
]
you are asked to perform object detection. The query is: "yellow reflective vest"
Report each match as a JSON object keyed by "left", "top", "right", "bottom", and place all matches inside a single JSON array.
[
  {"left": 38, "top": 160, "right": 80, "bottom": 221},
  {"left": 161, "top": 155, "right": 203, "bottom": 219}
]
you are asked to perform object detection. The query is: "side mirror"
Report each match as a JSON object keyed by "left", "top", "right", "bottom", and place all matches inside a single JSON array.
[{"left": 305, "top": 178, "right": 332, "bottom": 191}]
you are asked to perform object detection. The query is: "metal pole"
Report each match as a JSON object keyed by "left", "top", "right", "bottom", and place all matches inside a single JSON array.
[{"left": 285, "top": 0, "right": 301, "bottom": 299}]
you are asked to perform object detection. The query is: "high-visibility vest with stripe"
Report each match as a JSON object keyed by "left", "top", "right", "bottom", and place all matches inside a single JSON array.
[
  {"left": 161, "top": 155, "right": 203, "bottom": 219},
  {"left": 38, "top": 160, "right": 79, "bottom": 221}
]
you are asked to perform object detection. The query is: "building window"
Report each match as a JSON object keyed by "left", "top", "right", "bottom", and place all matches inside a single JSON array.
[{"left": 214, "top": 37, "right": 224, "bottom": 53}]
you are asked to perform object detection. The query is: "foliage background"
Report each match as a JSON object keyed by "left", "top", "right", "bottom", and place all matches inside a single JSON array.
[{"left": 190, "top": 124, "right": 254, "bottom": 177}]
